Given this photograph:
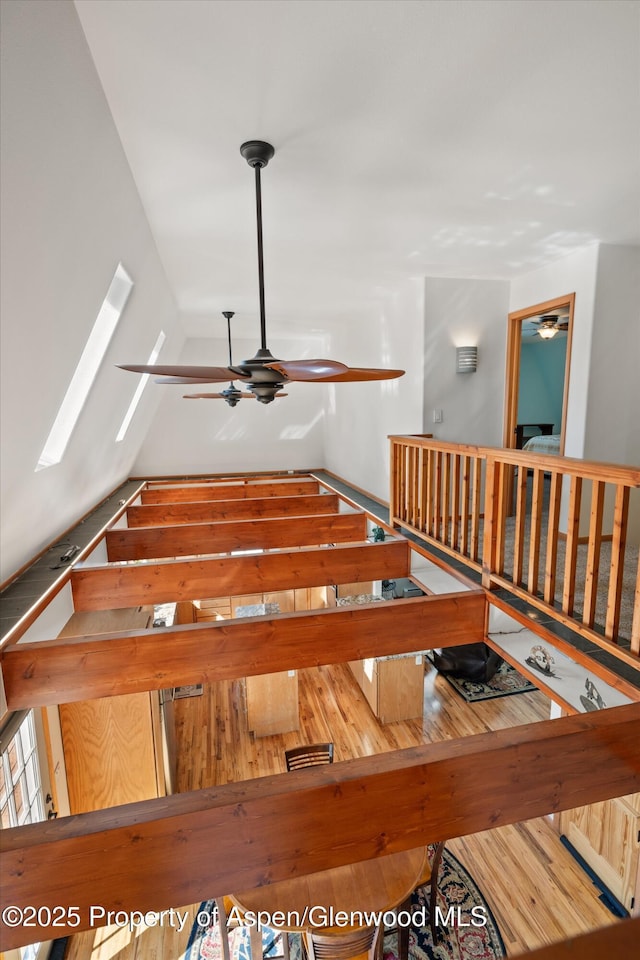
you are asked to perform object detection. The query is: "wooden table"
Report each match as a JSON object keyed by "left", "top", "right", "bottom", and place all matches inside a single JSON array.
[{"left": 230, "top": 846, "right": 429, "bottom": 955}]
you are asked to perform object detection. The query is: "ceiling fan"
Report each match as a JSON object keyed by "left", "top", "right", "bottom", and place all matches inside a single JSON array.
[
  {"left": 181, "top": 311, "right": 287, "bottom": 406},
  {"left": 118, "top": 140, "right": 404, "bottom": 403},
  {"left": 532, "top": 314, "right": 569, "bottom": 340}
]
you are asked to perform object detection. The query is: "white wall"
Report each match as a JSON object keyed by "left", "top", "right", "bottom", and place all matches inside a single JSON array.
[
  {"left": 586, "top": 244, "right": 640, "bottom": 543},
  {"left": 322, "top": 278, "right": 425, "bottom": 503},
  {"left": 509, "top": 243, "right": 600, "bottom": 458},
  {"left": 0, "top": 0, "right": 181, "bottom": 580},
  {"left": 423, "top": 277, "right": 510, "bottom": 446},
  {"left": 585, "top": 244, "right": 640, "bottom": 467},
  {"left": 133, "top": 334, "right": 327, "bottom": 476},
  {"left": 509, "top": 242, "right": 640, "bottom": 542}
]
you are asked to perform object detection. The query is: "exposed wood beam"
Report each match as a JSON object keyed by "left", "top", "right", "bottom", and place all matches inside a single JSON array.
[
  {"left": 1, "top": 703, "right": 639, "bottom": 949},
  {"left": 2, "top": 592, "right": 485, "bottom": 706},
  {"left": 106, "top": 512, "right": 368, "bottom": 561},
  {"left": 140, "top": 479, "right": 320, "bottom": 503},
  {"left": 70, "top": 540, "right": 410, "bottom": 611},
  {"left": 126, "top": 493, "right": 339, "bottom": 526}
]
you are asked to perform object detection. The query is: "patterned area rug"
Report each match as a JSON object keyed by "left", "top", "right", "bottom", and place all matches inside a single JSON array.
[
  {"left": 436, "top": 660, "right": 537, "bottom": 703},
  {"left": 185, "top": 849, "right": 505, "bottom": 960}
]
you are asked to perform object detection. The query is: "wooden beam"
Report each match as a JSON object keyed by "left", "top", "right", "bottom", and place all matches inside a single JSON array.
[
  {"left": 126, "top": 493, "right": 339, "bottom": 526},
  {"left": 1, "top": 703, "right": 638, "bottom": 948},
  {"left": 2, "top": 592, "right": 485, "bottom": 706},
  {"left": 106, "top": 512, "right": 368, "bottom": 561},
  {"left": 140, "top": 479, "right": 320, "bottom": 503},
  {"left": 70, "top": 540, "right": 410, "bottom": 611},
  {"left": 509, "top": 918, "right": 639, "bottom": 960}
]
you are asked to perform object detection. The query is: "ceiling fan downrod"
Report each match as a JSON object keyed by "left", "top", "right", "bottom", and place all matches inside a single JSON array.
[{"left": 240, "top": 140, "right": 275, "bottom": 355}]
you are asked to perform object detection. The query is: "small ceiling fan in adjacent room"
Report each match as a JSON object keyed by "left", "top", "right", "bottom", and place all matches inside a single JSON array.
[
  {"left": 117, "top": 140, "right": 404, "bottom": 403},
  {"left": 530, "top": 313, "right": 569, "bottom": 340},
  {"left": 181, "top": 311, "right": 287, "bottom": 407}
]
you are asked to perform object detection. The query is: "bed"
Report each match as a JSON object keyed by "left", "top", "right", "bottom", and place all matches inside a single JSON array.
[{"left": 522, "top": 433, "right": 561, "bottom": 455}]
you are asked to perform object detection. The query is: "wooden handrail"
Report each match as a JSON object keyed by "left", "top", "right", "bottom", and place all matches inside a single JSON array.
[{"left": 389, "top": 436, "right": 640, "bottom": 656}]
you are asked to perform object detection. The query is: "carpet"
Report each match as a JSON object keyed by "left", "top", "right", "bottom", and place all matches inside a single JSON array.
[
  {"left": 432, "top": 659, "right": 537, "bottom": 703},
  {"left": 185, "top": 849, "right": 505, "bottom": 960}
]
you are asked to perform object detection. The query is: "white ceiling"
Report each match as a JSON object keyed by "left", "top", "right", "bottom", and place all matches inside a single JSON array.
[{"left": 74, "top": 0, "right": 640, "bottom": 341}]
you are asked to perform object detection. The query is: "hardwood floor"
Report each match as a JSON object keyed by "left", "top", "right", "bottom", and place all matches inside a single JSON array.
[{"left": 65, "top": 661, "right": 617, "bottom": 959}]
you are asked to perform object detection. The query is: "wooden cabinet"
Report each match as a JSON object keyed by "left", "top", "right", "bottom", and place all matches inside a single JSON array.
[
  {"left": 559, "top": 793, "right": 640, "bottom": 912},
  {"left": 350, "top": 654, "right": 424, "bottom": 724},
  {"left": 57, "top": 606, "right": 173, "bottom": 813},
  {"left": 246, "top": 671, "right": 299, "bottom": 737}
]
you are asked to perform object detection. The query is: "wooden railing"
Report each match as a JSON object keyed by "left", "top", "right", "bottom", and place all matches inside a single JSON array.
[{"left": 390, "top": 436, "right": 640, "bottom": 655}]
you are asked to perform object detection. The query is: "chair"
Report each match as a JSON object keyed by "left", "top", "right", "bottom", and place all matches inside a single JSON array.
[
  {"left": 431, "top": 643, "right": 503, "bottom": 683},
  {"left": 285, "top": 742, "right": 334, "bottom": 771},
  {"left": 387, "top": 841, "right": 445, "bottom": 958},
  {"left": 217, "top": 896, "right": 291, "bottom": 960},
  {"left": 304, "top": 923, "right": 381, "bottom": 960}
]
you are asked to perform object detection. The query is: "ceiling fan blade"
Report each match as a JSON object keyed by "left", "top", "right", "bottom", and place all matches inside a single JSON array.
[
  {"left": 183, "top": 392, "right": 257, "bottom": 399},
  {"left": 155, "top": 376, "right": 234, "bottom": 384},
  {"left": 183, "top": 391, "right": 289, "bottom": 399},
  {"left": 312, "top": 367, "right": 405, "bottom": 382},
  {"left": 264, "top": 359, "right": 349, "bottom": 381},
  {"left": 118, "top": 363, "right": 248, "bottom": 380}
]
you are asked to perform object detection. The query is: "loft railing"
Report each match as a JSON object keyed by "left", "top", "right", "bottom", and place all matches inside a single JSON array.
[{"left": 390, "top": 436, "right": 640, "bottom": 656}]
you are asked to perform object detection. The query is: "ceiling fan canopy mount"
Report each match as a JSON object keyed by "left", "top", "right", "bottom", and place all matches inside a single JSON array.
[
  {"left": 117, "top": 139, "right": 404, "bottom": 403},
  {"left": 239, "top": 140, "right": 275, "bottom": 169}
]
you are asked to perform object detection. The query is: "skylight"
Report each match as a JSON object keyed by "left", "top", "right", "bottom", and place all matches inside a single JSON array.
[
  {"left": 36, "top": 263, "right": 134, "bottom": 471},
  {"left": 115, "top": 330, "right": 166, "bottom": 442}
]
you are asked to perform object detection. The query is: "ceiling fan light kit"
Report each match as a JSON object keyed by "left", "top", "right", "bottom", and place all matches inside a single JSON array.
[
  {"left": 118, "top": 140, "right": 404, "bottom": 403},
  {"left": 535, "top": 314, "right": 567, "bottom": 340}
]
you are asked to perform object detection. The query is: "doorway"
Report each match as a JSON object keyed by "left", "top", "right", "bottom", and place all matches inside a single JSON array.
[{"left": 503, "top": 293, "right": 575, "bottom": 453}]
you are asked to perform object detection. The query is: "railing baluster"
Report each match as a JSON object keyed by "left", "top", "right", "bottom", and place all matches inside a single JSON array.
[
  {"left": 405, "top": 445, "right": 412, "bottom": 525},
  {"left": 583, "top": 480, "right": 605, "bottom": 629},
  {"left": 433, "top": 452, "right": 442, "bottom": 541},
  {"left": 605, "top": 484, "right": 630, "bottom": 641},
  {"left": 562, "top": 475, "right": 583, "bottom": 617},
  {"left": 425, "top": 448, "right": 434, "bottom": 537},
  {"left": 442, "top": 453, "right": 451, "bottom": 546},
  {"left": 460, "top": 455, "right": 470, "bottom": 557},
  {"left": 417, "top": 443, "right": 423, "bottom": 528},
  {"left": 410, "top": 445, "right": 418, "bottom": 527},
  {"left": 512, "top": 463, "right": 528, "bottom": 586},
  {"left": 527, "top": 468, "right": 545, "bottom": 595},
  {"left": 390, "top": 442, "right": 397, "bottom": 523},
  {"left": 482, "top": 455, "right": 500, "bottom": 589},
  {"left": 544, "top": 471, "right": 563, "bottom": 605},
  {"left": 470, "top": 456, "right": 481, "bottom": 563},
  {"left": 400, "top": 445, "right": 408, "bottom": 522},
  {"left": 495, "top": 461, "right": 508, "bottom": 576},
  {"left": 631, "top": 558, "right": 640, "bottom": 655},
  {"left": 451, "top": 455, "right": 462, "bottom": 550}
]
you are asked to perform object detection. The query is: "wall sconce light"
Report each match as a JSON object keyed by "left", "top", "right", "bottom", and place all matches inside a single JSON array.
[{"left": 456, "top": 346, "right": 478, "bottom": 374}]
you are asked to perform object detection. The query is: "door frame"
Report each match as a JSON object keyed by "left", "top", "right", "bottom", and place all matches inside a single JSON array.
[{"left": 503, "top": 292, "right": 575, "bottom": 452}]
